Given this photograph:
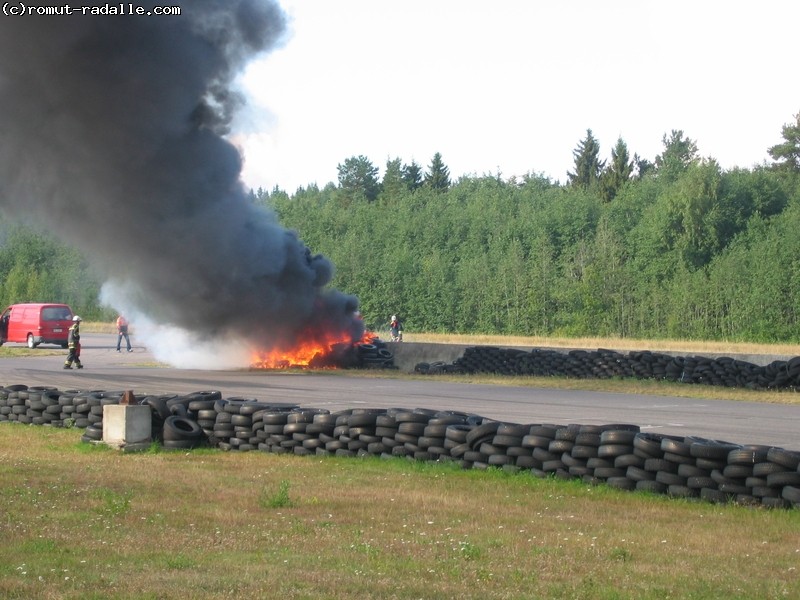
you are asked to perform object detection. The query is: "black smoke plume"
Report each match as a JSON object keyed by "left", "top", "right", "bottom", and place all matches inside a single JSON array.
[{"left": 0, "top": 1, "right": 363, "bottom": 362}]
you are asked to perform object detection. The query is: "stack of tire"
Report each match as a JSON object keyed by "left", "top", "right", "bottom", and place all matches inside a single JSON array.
[
  {"left": 355, "top": 339, "right": 396, "bottom": 369},
  {"left": 3, "top": 383, "right": 800, "bottom": 509},
  {"left": 416, "top": 346, "right": 800, "bottom": 391},
  {"left": 247, "top": 404, "right": 328, "bottom": 454}
]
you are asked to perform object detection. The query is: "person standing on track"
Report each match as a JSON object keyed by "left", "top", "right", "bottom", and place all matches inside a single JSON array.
[
  {"left": 116, "top": 314, "right": 132, "bottom": 352},
  {"left": 63, "top": 315, "right": 83, "bottom": 369}
]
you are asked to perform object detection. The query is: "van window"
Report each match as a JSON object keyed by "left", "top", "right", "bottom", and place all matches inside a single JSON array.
[{"left": 42, "top": 307, "right": 72, "bottom": 321}]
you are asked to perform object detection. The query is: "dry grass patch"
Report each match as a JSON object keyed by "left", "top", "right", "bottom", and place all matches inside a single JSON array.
[
  {"left": 404, "top": 333, "right": 800, "bottom": 357},
  {"left": 1, "top": 424, "right": 798, "bottom": 599}
]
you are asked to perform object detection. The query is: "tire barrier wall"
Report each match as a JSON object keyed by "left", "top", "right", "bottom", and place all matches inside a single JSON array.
[
  {"left": 414, "top": 346, "right": 800, "bottom": 391},
  {"left": 2, "top": 384, "right": 799, "bottom": 510}
]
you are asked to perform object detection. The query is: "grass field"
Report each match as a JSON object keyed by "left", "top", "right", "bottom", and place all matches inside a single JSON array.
[
  {"left": 1, "top": 331, "right": 799, "bottom": 598},
  {"left": 0, "top": 424, "right": 798, "bottom": 600}
]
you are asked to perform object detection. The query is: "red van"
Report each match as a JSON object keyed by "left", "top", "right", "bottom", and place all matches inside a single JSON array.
[{"left": 0, "top": 303, "right": 75, "bottom": 348}]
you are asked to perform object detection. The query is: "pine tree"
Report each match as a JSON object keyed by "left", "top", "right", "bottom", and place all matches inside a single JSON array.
[
  {"left": 768, "top": 110, "right": 800, "bottom": 172},
  {"left": 567, "top": 129, "right": 605, "bottom": 189},
  {"left": 424, "top": 152, "right": 451, "bottom": 191},
  {"left": 402, "top": 160, "right": 423, "bottom": 191},
  {"left": 599, "top": 137, "right": 633, "bottom": 202},
  {"left": 655, "top": 130, "right": 698, "bottom": 181},
  {"left": 337, "top": 155, "right": 380, "bottom": 202},
  {"left": 381, "top": 157, "right": 405, "bottom": 199}
]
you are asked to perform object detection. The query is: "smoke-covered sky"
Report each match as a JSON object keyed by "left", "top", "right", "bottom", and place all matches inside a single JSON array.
[{"left": 0, "top": 1, "right": 362, "bottom": 366}]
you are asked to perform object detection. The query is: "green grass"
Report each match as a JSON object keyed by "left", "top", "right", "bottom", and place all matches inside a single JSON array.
[
  {"left": 0, "top": 346, "right": 64, "bottom": 357},
  {"left": 0, "top": 424, "right": 797, "bottom": 600},
  {"left": 259, "top": 479, "right": 293, "bottom": 508}
]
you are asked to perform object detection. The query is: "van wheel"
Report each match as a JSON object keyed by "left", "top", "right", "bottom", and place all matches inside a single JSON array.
[
  {"left": 27, "top": 334, "right": 38, "bottom": 349},
  {"left": 61, "top": 343, "right": 68, "bottom": 349}
]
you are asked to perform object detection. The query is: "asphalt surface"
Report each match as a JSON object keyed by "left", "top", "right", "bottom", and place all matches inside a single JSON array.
[{"left": 2, "top": 333, "right": 798, "bottom": 450}]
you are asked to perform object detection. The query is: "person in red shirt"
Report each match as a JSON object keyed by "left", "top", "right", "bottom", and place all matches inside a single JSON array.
[{"left": 116, "top": 315, "right": 132, "bottom": 352}]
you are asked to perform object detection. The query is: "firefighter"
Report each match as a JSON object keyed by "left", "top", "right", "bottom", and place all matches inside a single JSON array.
[
  {"left": 389, "top": 315, "right": 403, "bottom": 342},
  {"left": 64, "top": 315, "right": 83, "bottom": 369}
]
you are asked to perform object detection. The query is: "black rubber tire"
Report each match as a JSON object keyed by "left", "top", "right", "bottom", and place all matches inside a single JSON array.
[
  {"left": 766, "top": 470, "right": 800, "bottom": 488},
  {"left": 607, "top": 477, "right": 636, "bottom": 491},
  {"left": 496, "top": 423, "right": 530, "bottom": 437},
  {"left": 600, "top": 430, "right": 637, "bottom": 445},
  {"left": 162, "top": 439, "right": 199, "bottom": 450},
  {"left": 644, "top": 458, "right": 677, "bottom": 473},
  {"left": 492, "top": 434, "right": 524, "bottom": 448},
  {"left": 522, "top": 434, "right": 554, "bottom": 449},
  {"left": 162, "top": 416, "right": 203, "bottom": 441},
  {"left": 465, "top": 421, "right": 501, "bottom": 448},
  {"left": 767, "top": 448, "right": 800, "bottom": 470},
  {"left": 655, "top": 471, "right": 686, "bottom": 486},
  {"left": 598, "top": 444, "right": 633, "bottom": 458},
  {"left": 687, "top": 476, "right": 717, "bottom": 490},
  {"left": 397, "top": 422, "right": 426, "bottom": 436},
  {"left": 753, "top": 461, "right": 787, "bottom": 477},
  {"left": 678, "top": 464, "right": 710, "bottom": 478},
  {"left": 626, "top": 466, "right": 655, "bottom": 482},
  {"left": 722, "top": 464, "right": 754, "bottom": 479},
  {"left": 727, "top": 447, "right": 772, "bottom": 465},
  {"left": 633, "top": 433, "right": 666, "bottom": 457},
  {"left": 571, "top": 445, "right": 599, "bottom": 459},
  {"left": 662, "top": 451, "right": 695, "bottom": 466},
  {"left": 694, "top": 457, "right": 727, "bottom": 471},
  {"left": 613, "top": 454, "right": 644, "bottom": 469},
  {"left": 83, "top": 425, "right": 103, "bottom": 441},
  {"left": 574, "top": 433, "right": 601, "bottom": 447},
  {"left": 446, "top": 424, "right": 473, "bottom": 443},
  {"left": 143, "top": 396, "right": 171, "bottom": 421},
  {"left": 283, "top": 422, "right": 308, "bottom": 434},
  {"left": 375, "top": 414, "right": 398, "bottom": 427},
  {"left": 690, "top": 440, "right": 741, "bottom": 460},
  {"left": 393, "top": 411, "right": 431, "bottom": 424},
  {"left": 548, "top": 440, "right": 574, "bottom": 454},
  {"left": 661, "top": 437, "right": 692, "bottom": 456},
  {"left": 636, "top": 480, "right": 667, "bottom": 494},
  {"left": 593, "top": 467, "right": 626, "bottom": 480},
  {"left": 782, "top": 485, "right": 800, "bottom": 505},
  {"left": 348, "top": 411, "right": 385, "bottom": 428}
]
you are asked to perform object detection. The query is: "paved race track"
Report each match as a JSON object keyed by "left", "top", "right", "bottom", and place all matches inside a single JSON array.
[{"left": 1, "top": 333, "right": 798, "bottom": 450}]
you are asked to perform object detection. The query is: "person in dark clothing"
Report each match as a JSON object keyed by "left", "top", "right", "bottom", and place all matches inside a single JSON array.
[
  {"left": 64, "top": 315, "right": 83, "bottom": 369},
  {"left": 0, "top": 308, "right": 9, "bottom": 342}
]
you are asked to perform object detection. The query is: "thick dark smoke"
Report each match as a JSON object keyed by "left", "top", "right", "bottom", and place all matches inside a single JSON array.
[{"left": 0, "top": 1, "right": 363, "bottom": 360}]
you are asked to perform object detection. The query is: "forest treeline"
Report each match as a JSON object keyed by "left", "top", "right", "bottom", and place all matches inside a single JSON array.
[
  {"left": 260, "top": 121, "right": 800, "bottom": 342},
  {"left": 2, "top": 116, "right": 800, "bottom": 342}
]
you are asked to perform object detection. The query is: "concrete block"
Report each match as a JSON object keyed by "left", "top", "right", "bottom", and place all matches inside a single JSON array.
[{"left": 103, "top": 404, "right": 152, "bottom": 450}]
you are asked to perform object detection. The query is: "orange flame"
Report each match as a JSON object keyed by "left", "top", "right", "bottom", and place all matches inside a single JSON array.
[{"left": 251, "top": 329, "right": 377, "bottom": 369}]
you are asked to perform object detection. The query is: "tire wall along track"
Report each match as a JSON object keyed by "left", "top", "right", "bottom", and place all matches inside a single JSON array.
[{"left": 1, "top": 384, "right": 798, "bottom": 510}]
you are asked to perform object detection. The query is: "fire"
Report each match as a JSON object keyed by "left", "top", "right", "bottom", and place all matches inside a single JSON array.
[{"left": 251, "top": 329, "right": 377, "bottom": 370}]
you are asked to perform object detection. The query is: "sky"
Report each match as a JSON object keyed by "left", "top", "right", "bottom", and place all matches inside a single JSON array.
[{"left": 233, "top": 0, "right": 800, "bottom": 193}]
